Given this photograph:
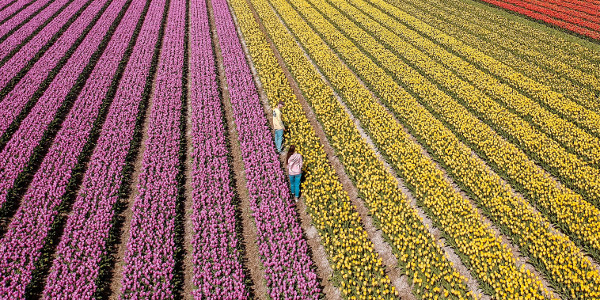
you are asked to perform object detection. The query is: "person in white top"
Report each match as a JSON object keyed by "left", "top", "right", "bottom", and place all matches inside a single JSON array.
[
  {"left": 286, "top": 145, "right": 303, "bottom": 202},
  {"left": 273, "top": 101, "right": 285, "bottom": 153}
]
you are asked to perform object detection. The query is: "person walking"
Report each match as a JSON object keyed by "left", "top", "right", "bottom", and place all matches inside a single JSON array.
[
  {"left": 273, "top": 101, "right": 285, "bottom": 153},
  {"left": 287, "top": 145, "right": 303, "bottom": 202}
]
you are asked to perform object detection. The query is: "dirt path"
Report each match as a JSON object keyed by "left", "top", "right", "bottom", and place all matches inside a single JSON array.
[
  {"left": 207, "top": 0, "right": 267, "bottom": 298},
  {"left": 181, "top": 6, "right": 194, "bottom": 296},
  {"left": 229, "top": 4, "right": 341, "bottom": 296}
]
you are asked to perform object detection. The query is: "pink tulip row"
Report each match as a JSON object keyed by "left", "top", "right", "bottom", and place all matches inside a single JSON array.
[
  {"left": 188, "top": 0, "right": 248, "bottom": 297},
  {"left": 0, "top": 0, "right": 132, "bottom": 297},
  {"left": 40, "top": 0, "right": 166, "bottom": 296},
  {"left": 210, "top": 0, "right": 320, "bottom": 297},
  {"left": 0, "top": 0, "right": 83, "bottom": 70},
  {"left": 0, "top": 1, "right": 9, "bottom": 10},
  {"left": 0, "top": 0, "right": 46, "bottom": 33},
  {"left": 0, "top": 0, "right": 96, "bottom": 139},
  {"left": 119, "top": 0, "right": 185, "bottom": 297},
  {"left": 0, "top": 0, "right": 111, "bottom": 214},
  {"left": 1, "top": 0, "right": 18, "bottom": 9}
]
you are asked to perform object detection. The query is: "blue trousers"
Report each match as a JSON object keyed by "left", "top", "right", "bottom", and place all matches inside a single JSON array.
[
  {"left": 275, "top": 129, "right": 284, "bottom": 153},
  {"left": 289, "top": 174, "right": 301, "bottom": 198}
]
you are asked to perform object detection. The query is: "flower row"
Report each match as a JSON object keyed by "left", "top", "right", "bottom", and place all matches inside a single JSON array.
[
  {"left": 539, "top": 0, "right": 599, "bottom": 16},
  {"left": 210, "top": 0, "right": 320, "bottom": 297},
  {"left": 294, "top": 0, "right": 600, "bottom": 297},
  {"left": 0, "top": 0, "right": 32, "bottom": 23},
  {"left": 382, "top": 0, "right": 600, "bottom": 140},
  {"left": 518, "top": 0, "right": 600, "bottom": 24},
  {"left": 254, "top": 0, "right": 479, "bottom": 298},
  {"left": 369, "top": 0, "right": 600, "bottom": 160},
  {"left": 0, "top": 0, "right": 134, "bottom": 297},
  {"left": 119, "top": 0, "right": 185, "bottom": 296},
  {"left": 491, "top": 0, "right": 600, "bottom": 32},
  {"left": 429, "top": 0, "right": 600, "bottom": 74},
  {"left": 188, "top": 0, "right": 248, "bottom": 296},
  {"left": 339, "top": 0, "right": 600, "bottom": 259},
  {"left": 0, "top": 0, "right": 108, "bottom": 215},
  {"left": 42, "top": 0, "right": 158, "bottom": 296},
  {"left": 229, "top": 0, "right": 397, "bottom": 297}
]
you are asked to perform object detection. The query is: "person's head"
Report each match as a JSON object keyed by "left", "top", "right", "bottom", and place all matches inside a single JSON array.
[
  {"left": 286, "top": 145, "right": 296, "bottom": 163},
  {"left": 278, "top": 101, "right": 284, "bottom": 109}
]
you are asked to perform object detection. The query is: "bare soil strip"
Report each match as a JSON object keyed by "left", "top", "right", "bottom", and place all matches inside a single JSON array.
[
  {"left": 181, "top": 1, "right": 194, "bottom": 296},
  {"left": 229, "top": 5, "right": 341, "bottom": 296},
  {"left": 181, "top": 90, "right": 194, "bottom": 299},
  {"left": 207, "top": 0, "right": 267, "bottom": 297}
]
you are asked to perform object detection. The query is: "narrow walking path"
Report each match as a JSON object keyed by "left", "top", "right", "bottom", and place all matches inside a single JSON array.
[
  {"left": 181, "top": 2, "right": 194, "bottom": 295},
  {"left": 208, "top": 0, "right": 321, "bottom": 297},
  {"left": 231, "top": 9, "right": 340, "bottom": 295}
]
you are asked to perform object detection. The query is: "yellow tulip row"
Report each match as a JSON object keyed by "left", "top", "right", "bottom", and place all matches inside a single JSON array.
[
  {"left": 367, "top": 0, "right": 600, "bottom": 141},
  {"left": 245, "top": 0, "right": 478, "bottom": 298},
  {"left": 267, "top": 0, "right": 555, "bottom": 298},
  {"left": 427, "top": 0, "right": 600, "bottom": 79},
  {"left": 279, "top": 0, "right": 600, "bottom": 298},
  {"left": 227, "top": 0, "right": 395, "bottom": 297},
  {"left": 389, "top": 0, "right": 600, "bottom": 114},
  {"left": 312, "top": 1, "right": 600, "bottom": 257},
  {"left": 348, "top": 0, "right": 600, "bottom": 208},
  {"left": 325, "top": 0, "right": 600, "bottom": 260},
  {"left": 344, "top": 0, "right": 600, "bottom": 169}
]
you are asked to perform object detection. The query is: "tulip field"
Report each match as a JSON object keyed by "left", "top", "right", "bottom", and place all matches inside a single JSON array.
[{"left": 0, "top": 0, "right": 599, "bottom": 298}]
